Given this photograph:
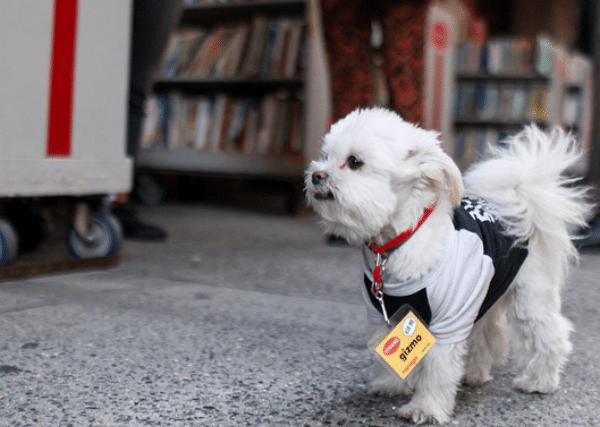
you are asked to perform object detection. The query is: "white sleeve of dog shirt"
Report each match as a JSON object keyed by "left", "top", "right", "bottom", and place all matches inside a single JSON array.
[{"left": 425, "top": 227, "right": 494, "bottom": 343}]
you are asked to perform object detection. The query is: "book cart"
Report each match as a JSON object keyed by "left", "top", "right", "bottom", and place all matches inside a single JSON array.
[
  {"left": 424, "top": 3, "right": 593, "bottom": 174},
  {"left": 0, "top": 0, "right": 133, "bottom": 269},
  {"left": 136, "top": 0, "right": 312, "bottom": 212}
]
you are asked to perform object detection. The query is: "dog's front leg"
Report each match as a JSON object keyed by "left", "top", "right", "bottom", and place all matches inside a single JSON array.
[
  {"left": 369, "top": 359, "right": 413, "bottom": 396},
  {"left": 398, "top": 342, "right": 467, "bottom": 425}
]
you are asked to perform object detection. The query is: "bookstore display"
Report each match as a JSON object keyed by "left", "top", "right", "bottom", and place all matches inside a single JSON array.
[
  {"left": 138, "top": 1, "right": 308, "bottom": 179},
  {"left": 452, "top": 35, "right": 591, "bottom": 169},
  {"left": 424, "top": 3, "right": 593, "bottom": 173}
]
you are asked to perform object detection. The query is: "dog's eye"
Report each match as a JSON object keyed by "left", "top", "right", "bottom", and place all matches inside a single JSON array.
[{"left": 347, "top": 155, "right": 364, "bottom": 170}]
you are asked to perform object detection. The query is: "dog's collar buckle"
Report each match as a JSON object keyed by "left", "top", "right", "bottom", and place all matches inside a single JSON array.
[
  {"left": 371, "top": 253, "right": 390, "bottom": 324},
  {"left": 372, "top": 253, "right": 386, "bottom": 284}
]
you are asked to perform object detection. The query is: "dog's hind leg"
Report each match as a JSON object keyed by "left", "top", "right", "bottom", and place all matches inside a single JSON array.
[
  {"left": 464, "top": 293, "right": 510, "bottom": 386},
  {"left": 398, "top": 341, "right": 467, "bottom": 424},
  {"left": 506, "top": 263, "right": 573, "bottom": 394}
]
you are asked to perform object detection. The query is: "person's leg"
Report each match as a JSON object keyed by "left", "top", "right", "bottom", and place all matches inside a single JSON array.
[
  {"left": 128, "top": 0, "right": 181, "bottom": 157},
  {"left": 114, "top": 0, "right": 181, "bottom": 241},
  {"left": 381, "top": 1, "right": 428, "bottom": 125},
  {"left": 321, "top": 0, "right": 376, "bottom": 122}
]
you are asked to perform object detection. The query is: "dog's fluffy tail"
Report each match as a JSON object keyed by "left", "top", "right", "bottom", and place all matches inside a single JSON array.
[{"left": 464, "top": 124, "right": 593, "bottom": 269}]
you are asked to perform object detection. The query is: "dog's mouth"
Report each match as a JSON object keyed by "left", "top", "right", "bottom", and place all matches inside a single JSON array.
[{"left": 312, "top": 190, "right": 334, "bottom": 201}]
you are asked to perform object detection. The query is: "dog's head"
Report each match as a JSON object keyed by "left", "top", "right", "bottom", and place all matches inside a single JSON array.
[{"left": 305, "top": 108, "right": 463, "bottom": 244}]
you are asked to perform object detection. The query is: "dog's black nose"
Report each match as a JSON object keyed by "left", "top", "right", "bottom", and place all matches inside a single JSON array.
[{"left": 312, "top": 171, "right": 328, "bottom": 185}]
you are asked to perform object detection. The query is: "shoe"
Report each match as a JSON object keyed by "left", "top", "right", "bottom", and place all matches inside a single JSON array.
[
  {"left": 327, "top": 234, "right": 349, "bottom": 246},
  {"left": 576, "top": 221, "right": 600, "bottom": 249},
  {"left": 111, "top": 205, "right": 167, "bottom": 241}
]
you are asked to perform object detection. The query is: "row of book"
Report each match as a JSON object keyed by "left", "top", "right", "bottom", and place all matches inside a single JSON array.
[
  {"left": 454, "top": 83, "right": 549, "bottom": 123},
  {"left": 453, "top": 128, "right": 507, "bottom": 170},
  {"left": 562, "top": 90, "right": 585, "bottom": 126},
  {"left": 141, "top": 92, "right": 304, "bottom": 156},
  {"left": 455, "top": 35, "right": 553, "bottom": 76},
  {"left": 454, "top": 123, "right": 586, "bottom": 172},
  {"left": 456, "top": 35, "right": 593, "bottom": 87},
  {"left": 160, "top": 17, "right": 305, "bottom": 80},
  {"left": 183, "top": 0, "right": 258, "bottom": 4}
]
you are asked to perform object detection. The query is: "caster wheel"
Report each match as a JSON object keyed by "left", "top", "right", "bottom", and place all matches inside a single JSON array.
[
  {"left": 0, "top": 219, "right": 18, "bottom": 267},
  {"left": 66, "top": 212, "right": 122, "bottom": 259}
]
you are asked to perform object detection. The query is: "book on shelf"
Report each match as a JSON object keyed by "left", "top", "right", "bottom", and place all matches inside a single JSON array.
[
  {"left": 261, "top": 21, "right": 282, "bottom": 76},
  {"left": 241, "top": 100, "right": 260, "bottom": 154},
  {"left": 167, "top": 93, "right": 185, "bottom": 149},
  {"left": 526, "top": 85, "right": 548, "bottom": 121},
  {"left": 287, "top": 97, "right": 305, "bottom": 153},
  {"left": 194, "top": 98, "right": 213, "bottom": 150},
  {"left": 535, "top": 35, "right": 554, "bottom": 76},
  {"left": 566, "top": 53, "right": 592, "bottom": 86},
  {"left": 454, "top": 82, "right": 549, "bottom": 124},
  {"left": 186, "top": 27, "right": 239, "bottom": 77},
  {"left": 455, "top": 42, "right": 484, "bottom": 74},
  {"left": 208, "top": 94, "right": 228, "bottom": 151},
  {"left": 182, "top": 97, "right": 200, "bottom": 148},
  {"left": 141, "top": 91, "right": 304, "bottom": 159},
  {"left": 159, "top": 17, "right": 304, "bottom": 80},
  {"left": 279, "top": 18, "right": 303, "bottom": 77},
  {"left": 455, "top": 35, "right": 539, "bottom": 76},
  {"left": 161, "top": 29, "right": 207, "bottom": 78},
  {"left": 255, "top": 94, "right": 278, "bottom": 154},
  {"left": 140, "top": 95, "right": 169, "bottom": 150},
  {"left": 240, "top": 15, "right": 269, "bottom": 77},
  {"left": 562, "top": 90, "right": 581, "bottom": 126},
  {"left": 454, "top": 128, "right": 504, "bottom": 170},
  {"left": 209, "top": 25, "right": 251, "bottom": 78},
  {"left": 225, "top": 98, "right": 251, "bottom": 151}
]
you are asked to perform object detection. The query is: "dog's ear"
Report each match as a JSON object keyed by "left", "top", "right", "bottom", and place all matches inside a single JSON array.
[{"left": 416, "top": 144, "right": 464, "bottom": 207}]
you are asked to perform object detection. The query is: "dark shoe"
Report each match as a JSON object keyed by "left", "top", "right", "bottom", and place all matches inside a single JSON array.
[
  {"left": 112, "top": 205, "right": 167, "bottom": 241},
  {"left": 327, "top": 234, "right": 349, "bottom": 246},
  {"left": 576, "top": 221, "right": 600, "bottom": 249}
]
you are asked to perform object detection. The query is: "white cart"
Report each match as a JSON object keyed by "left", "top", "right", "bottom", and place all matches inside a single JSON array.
[{"left": 0, "top": 0, "right": 133, "bottom": 267}]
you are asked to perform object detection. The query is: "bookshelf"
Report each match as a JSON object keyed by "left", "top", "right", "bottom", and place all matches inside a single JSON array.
[
  {"left": 136, "top": 0, "right": 311, "bottom": 191},
  {"left": 179, "top": 0, "right": 306, "bottom": 24},
  {"left": 424, "top": 3, "right": 593, "bottom": 174}
]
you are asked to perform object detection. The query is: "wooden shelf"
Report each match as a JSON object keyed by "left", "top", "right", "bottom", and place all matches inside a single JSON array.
[
  {"left": 454, "top": 119, "right": 548, "bottom": 128},
  {"left": 153, "top": 76, "right": 305, "bottom": 96},
  {"left": 137, "top": 149, "right": 304, "bottom": 179},
  {"left": 141, "top": 0, "right": 311, "bottom": 184},
  {"left": 456, "top": 73, "right": 550, "bottom": 84},
  {"left": 180, "top": 0, "right": 307, "bottom": 27}
]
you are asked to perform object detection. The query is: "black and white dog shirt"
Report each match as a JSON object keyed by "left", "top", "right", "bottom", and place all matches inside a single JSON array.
[{"left": 362, "top": 197, "right": 528, "bottom": 344}]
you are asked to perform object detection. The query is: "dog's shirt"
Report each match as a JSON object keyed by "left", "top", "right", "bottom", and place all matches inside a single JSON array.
[{"left": 362, "top": 197, "right": 528, "bottom": 344}]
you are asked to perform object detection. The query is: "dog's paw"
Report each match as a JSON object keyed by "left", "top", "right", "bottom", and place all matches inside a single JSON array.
[
  {"left": 397, "top": 402, "right": 450, "bottom": 425},
  {"left": 514, "top": 374, "right": 559, "bottom": 394}
]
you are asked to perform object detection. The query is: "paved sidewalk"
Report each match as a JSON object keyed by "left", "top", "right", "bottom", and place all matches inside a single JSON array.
[{"left": 0, "top": 204, "right": 599, "bottom": 426}]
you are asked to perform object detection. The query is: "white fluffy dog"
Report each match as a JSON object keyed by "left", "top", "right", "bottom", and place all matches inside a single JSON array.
[{"left": 305, "top": 107, "right": 591, "bottom": 424}]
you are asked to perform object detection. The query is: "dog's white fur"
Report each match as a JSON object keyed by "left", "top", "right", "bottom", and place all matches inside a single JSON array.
[{"left": 305, "top": 107, "right": 592, "bottom": 424}]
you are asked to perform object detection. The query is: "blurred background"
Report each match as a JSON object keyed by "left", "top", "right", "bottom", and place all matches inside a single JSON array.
[
  {"left": 2, "top": 2, "right": 600, "bottom": 425},
  {"left": 0, "top": 0, "right": 598, "bottom": 272}
]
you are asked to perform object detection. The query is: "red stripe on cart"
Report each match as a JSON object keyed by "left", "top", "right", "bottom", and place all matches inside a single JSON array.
[{"left": 46, "top": 0, "right": 79, "bottom": 157}]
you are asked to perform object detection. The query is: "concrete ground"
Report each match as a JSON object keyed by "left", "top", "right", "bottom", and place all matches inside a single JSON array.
[{"left": 0, "top": 203, "right": 599, "bottom": 426}]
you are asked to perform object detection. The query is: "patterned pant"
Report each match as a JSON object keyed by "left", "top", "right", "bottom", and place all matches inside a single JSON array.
[{"left": 321, "top": 0, "right": 428, "bottom": 125}]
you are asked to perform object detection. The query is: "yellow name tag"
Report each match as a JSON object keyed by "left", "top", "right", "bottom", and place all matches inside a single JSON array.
[{"left": 370, "top": 306, "right": 436, "bottom": 379}]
